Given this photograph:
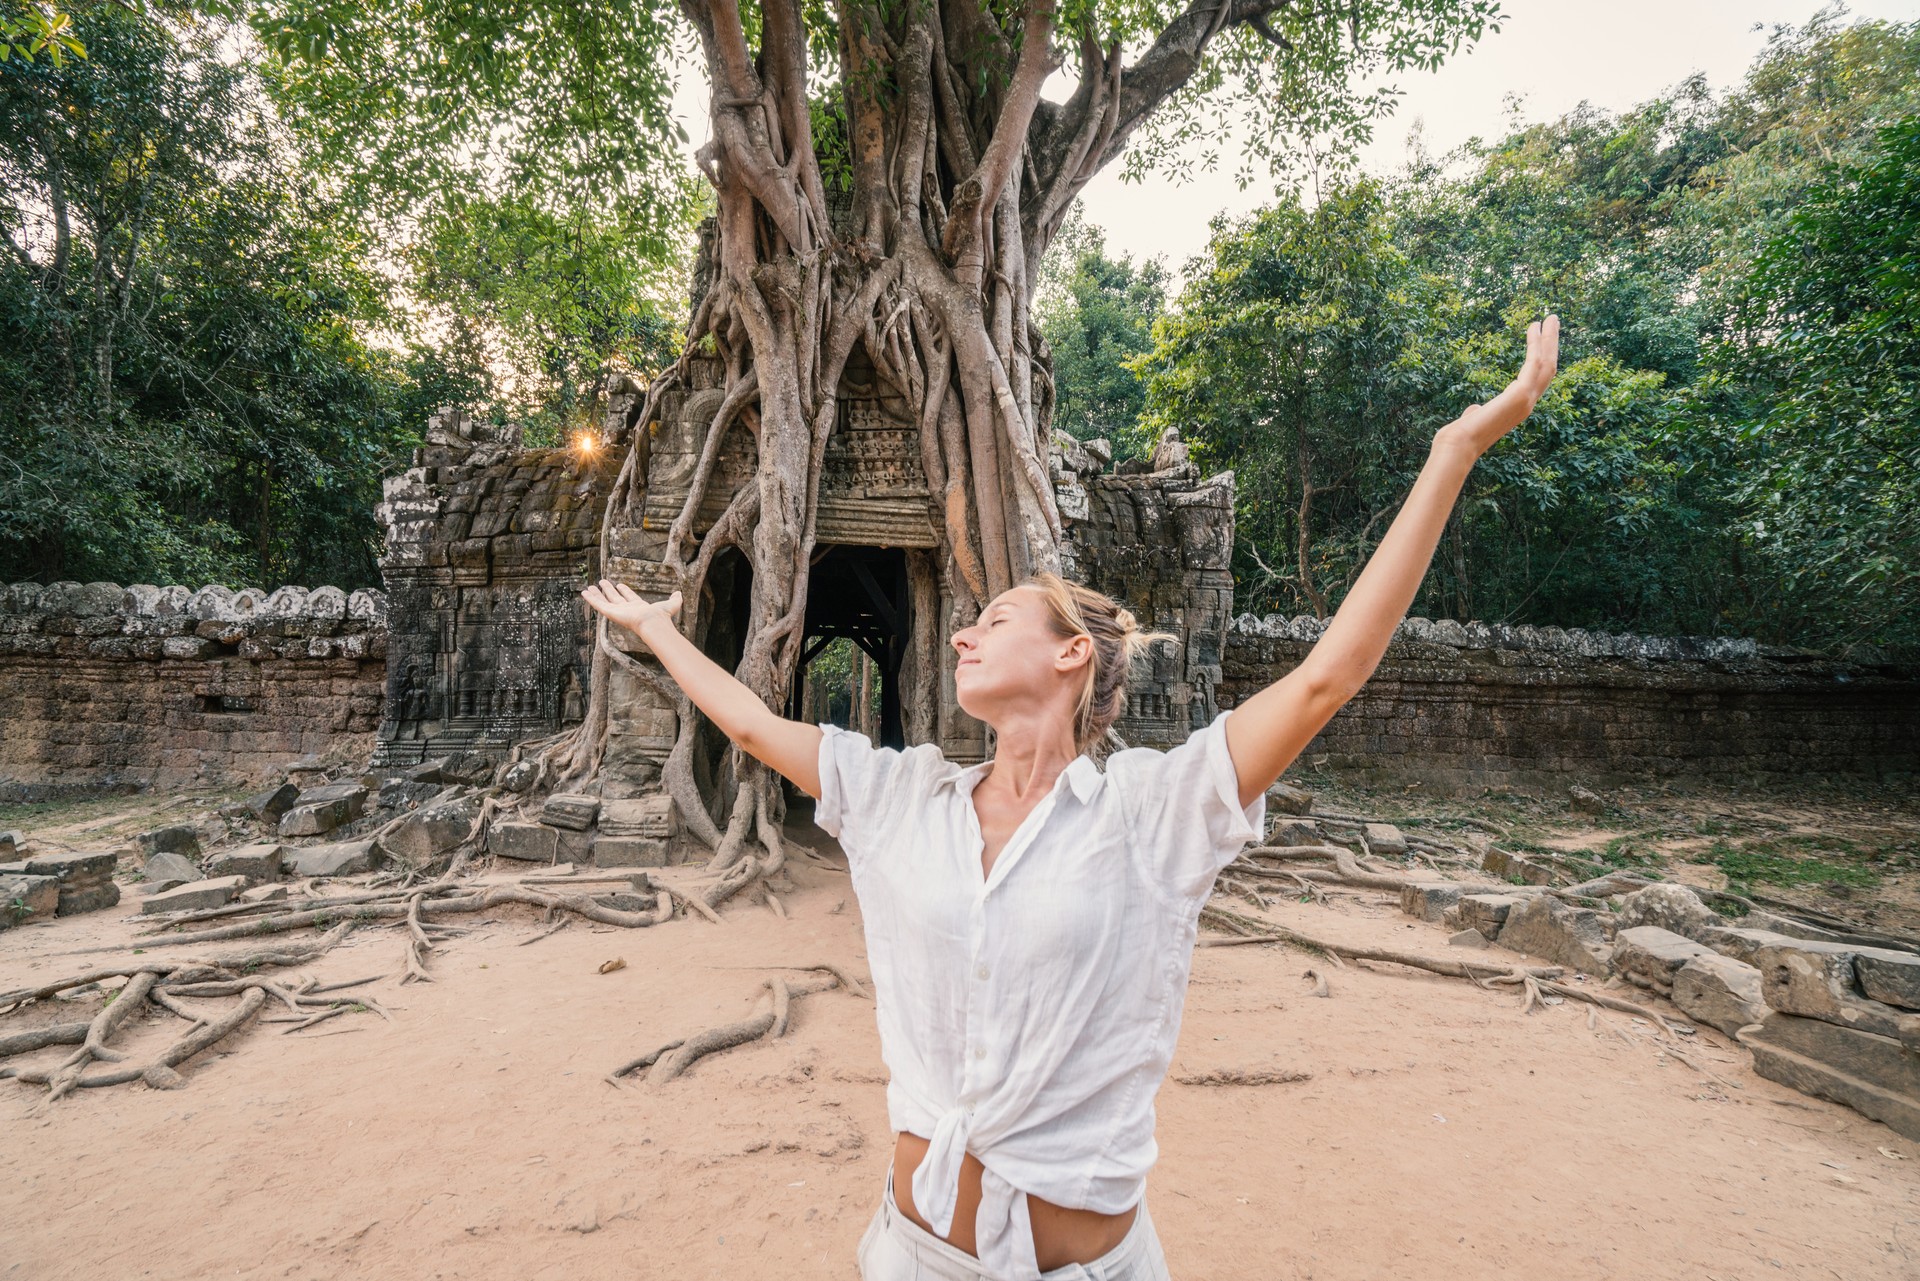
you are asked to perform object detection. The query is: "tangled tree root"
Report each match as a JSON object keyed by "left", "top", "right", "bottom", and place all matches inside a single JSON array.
[
  {"left": 607, "top": 963, "right": 871, "bottom": 1086},
  {"left": 0, "top": 924, "right": 361, "bottom": 1097}
]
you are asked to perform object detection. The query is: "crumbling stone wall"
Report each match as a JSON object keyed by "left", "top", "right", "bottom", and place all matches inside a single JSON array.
[
  {"left": 0, "top": 582, "right": 387, "bottom": 798},
  {"left": 1053, "top": 432, "right": 1235, "bottom": 749},
  {"left": 373, "top": 410, "right": 617, "bottom": 766},
  {"left": 1221, "top": 613, "right": 1920, "bottom": 789}
]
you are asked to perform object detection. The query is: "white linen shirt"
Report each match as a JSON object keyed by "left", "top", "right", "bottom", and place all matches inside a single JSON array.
[{"left": 814, "top": 709, "right": 1266, "bottom": 1281}]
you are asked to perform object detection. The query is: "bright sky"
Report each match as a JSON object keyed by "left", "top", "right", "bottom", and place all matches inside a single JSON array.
[{"left": 670, "top": 1, "right": 1920, "bottom": 278}]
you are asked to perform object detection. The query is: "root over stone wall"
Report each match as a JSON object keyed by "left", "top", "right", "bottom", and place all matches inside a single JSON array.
[
  {"left": 0, "top": 582, "right": 386, "bottom": 799},
  {"left": 1220, "top": 614, "right": 1920, "bottom": 791}
]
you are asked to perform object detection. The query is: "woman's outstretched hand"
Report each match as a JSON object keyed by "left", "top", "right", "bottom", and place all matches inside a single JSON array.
[
  {"left": 582, "top": 579, "right": 682, "bottom": 636},
  {"left": 1438, "top": 314, "right": 1561, "bottom": 460}
]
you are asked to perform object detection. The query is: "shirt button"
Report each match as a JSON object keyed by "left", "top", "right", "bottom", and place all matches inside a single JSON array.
[
  {"left": 976, "top": 965, "right": 990, "bottom": 980},
  {"left": 972, "top": 1046, "right": 986, "bottom": 1060}
]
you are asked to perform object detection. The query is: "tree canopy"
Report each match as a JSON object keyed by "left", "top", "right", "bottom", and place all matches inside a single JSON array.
[{"left": 1047, "top": 10, "right": 1920, "bottom": 651}]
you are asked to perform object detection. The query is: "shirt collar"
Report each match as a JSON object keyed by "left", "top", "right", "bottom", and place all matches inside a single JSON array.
[{"left": 936, "top": 754, "right": 1106, "bottom": 804}]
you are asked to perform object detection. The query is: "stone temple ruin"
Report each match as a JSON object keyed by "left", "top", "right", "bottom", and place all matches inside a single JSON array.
[{"left": 370, "top": 364, "right": 1237, "bottom": 857}]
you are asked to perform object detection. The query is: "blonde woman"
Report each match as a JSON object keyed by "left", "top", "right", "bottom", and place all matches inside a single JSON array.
[{"left": 583, "top": 317, "right": 1560, "bottom": 1281}]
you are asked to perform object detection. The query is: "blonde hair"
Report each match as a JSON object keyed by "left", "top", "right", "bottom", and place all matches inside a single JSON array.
[{"left": 1024, "top": 573, "right": 1173, "bottom": 754}]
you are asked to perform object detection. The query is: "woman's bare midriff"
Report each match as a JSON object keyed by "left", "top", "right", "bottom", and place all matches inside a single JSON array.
[{"left": 892, "top": 1131, "right": 1138, "bottom": 1272}]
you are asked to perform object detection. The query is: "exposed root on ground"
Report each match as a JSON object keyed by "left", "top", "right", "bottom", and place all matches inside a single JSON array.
[
  {"left": 1173, "top": 1067, "right": 1314, "bottom": 1087},
  {"left": 0, "top": 923, "right": 363, "bottom": 1096},
  {"left": 1198, "top": 904, "right": 1561, "bottom": 984},
  {"left": 606, "top": 963, "right": 872, "bottom": 1086}
]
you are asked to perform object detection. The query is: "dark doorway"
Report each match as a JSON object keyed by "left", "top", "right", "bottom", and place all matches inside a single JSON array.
[{"left": 791, "top": 545, "right": 909, "bottom": 748}]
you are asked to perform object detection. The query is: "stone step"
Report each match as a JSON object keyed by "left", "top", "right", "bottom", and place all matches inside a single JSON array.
[{"left": 1740, "top": 1013, "right": 1920, "bottom": 1141}]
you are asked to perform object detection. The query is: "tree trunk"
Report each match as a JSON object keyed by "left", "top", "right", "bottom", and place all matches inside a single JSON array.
[{"left": 542, "top": 0, "right": 1295, "bottom": 895}]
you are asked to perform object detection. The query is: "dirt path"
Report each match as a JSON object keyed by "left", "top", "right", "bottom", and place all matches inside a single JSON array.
[{"left": 4, "top": 842, "right": 1916, "bottom": 1281}]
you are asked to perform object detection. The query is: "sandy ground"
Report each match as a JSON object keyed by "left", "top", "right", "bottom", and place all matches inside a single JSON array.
[{"left": 5, "top": 825, "right": 1918, "bottom": 1281}]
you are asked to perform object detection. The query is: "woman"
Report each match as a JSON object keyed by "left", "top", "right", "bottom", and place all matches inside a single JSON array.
[{"left": 583, "top": 317, "right": 1561, "bottom": 1280}]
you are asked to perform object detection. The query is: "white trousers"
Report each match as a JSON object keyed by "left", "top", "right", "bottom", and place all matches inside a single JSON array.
[{"left": 856, "top": 1169, "right": 1173, "bottom": 1281}]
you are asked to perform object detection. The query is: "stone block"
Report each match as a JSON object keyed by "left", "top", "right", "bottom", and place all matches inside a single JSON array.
[
  {"left": 1452, "top": 893, "right": 1520, "bottom": 940},
  {"left": 279, "top": 799, "right": 353, "bottom": 837},
  {"left": 1448, "top": 928, "right": 1490, "bottom": 949},
  {"left": 290, "top": 839, "right": 382, "bottom": 878},
  {"left": 1753, "top": 940, "right": 1920, "bottom": 1046},
  {"left": 593, "top": 836, "right": 670, "bottom": 868},
  {"left": 1698, "top": 925, "right": 1806, "bottom": 966},
  {"left": 1856, "top": 951, "right": 1920, "bottom": 1012},
  {"left": 1615, "top": 883, "right": 1723, "bottom": 941},
  {"left": 295, "top": 781, "right": 369, "bottom": 815},
  {"left": 404, "top": 757, "right": 461, "bottom": 785},
  {"left": 1740, "top": 1014, "right": 1920, "bottom": 1141},
  {"left": 379, "top": 780, "right": 444, "bottom": 811},
  {"left": 54, "top": 883, "right": 120, "bottom": 915},
  {"left": 488, "top": 821, "right": 558, "bottom": 863},
  {"left": 1, "top": 874, "right": 59, "bottom": 927},
  {"left": 245, "top": 782, "right": 299, "bottom": 821},
  {"left": 1671, "top": 954, "right": 1768, "bottom": 1037},
  {"left": 1362, "top": 823, "right": 1408, "bottom": 857},
  {"left": 161, "top": 635, "right": 217, "bottom": 659},
  {"left": 24, "top": 850, "right": 117, "bottom": 881},
  {"left": 1264, "top": 781, "right": 1313, "bottom": 816},
  {"left": 382, "top": 797, "right": 480, "bottom": 862},
  {"left": 1399, "top": 882, "right": 1462, "bottom": 924},
  {"left": 1612, "top": 926, "right": 1719, "bottom": 995},
  {"left": 0, "top": 830, "right": 17, "bottom": 858},
  {"left": 541, "top": 793, "right": 601, "bottom": 831},
  {"left": 1480, "top": 847, "right": 1557, "bottom": 886},
  {"left": 554, "top": 826, "right": 592, "bottom": 865},
  {"left": 1496, "top": 895, "right": 1614, "bottom": 977},
  {"left": 240, "top": 883, "right": 289, "bottom": 904},
  {"left": 140, "top": 851, "right": 203, "bottom": 892},
  {"left": 1268, "top": 819, "right": 1322, "bottom": 848},
  {"left": 1569, "top": 784, "right": 1605, "bottom": 814},
  {"left": 141, "top": 875, "right": 249, "bottom": 914},
  {"left": 206, "top": 843, "right": 283, "bottom": 883},
  {"left": 598, "top": 796, "right": 678, "bottom": 839}
]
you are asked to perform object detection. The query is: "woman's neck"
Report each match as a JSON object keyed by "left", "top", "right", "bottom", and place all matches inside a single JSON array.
[{"left": 984, "top": 711, "right": 1080, "bottom": 800}]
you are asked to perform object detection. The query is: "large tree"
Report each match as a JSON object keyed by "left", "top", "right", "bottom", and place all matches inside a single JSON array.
[{"left": 231, "top": 0, "right": 1502, "bottom": 885}]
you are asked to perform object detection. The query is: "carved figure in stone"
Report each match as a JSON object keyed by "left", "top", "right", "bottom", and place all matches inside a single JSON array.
[{"left": 1151, "top": 426, "right": 1191, "bottom": 475}]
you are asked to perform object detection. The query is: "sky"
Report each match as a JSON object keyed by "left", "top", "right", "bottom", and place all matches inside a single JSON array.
[
  {"left": 1076, "top": 0, "right": 1920, "bottom": 273},
  {"left": 668, "top": 1, "right": 1920, "bottom": 279}
]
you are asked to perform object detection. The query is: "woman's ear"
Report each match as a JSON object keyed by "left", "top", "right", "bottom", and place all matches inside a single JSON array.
[{"left": 1055, "top": 633, "right": 1093, "bottom": 673}]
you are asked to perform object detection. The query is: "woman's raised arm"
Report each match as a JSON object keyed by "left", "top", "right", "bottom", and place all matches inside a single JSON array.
[
  {"left": 581, "top": 582, "right": 825, "bottom": 797},
  {"left": 1223, "top": 316, "right": 1561, "bottom": 808}
]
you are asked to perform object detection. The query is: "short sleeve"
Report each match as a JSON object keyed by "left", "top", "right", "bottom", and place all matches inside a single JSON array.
[
  {"left": 1107, "top": 709, "right": 1266, "bottom": 903},
  {"left": 812, "top": 724, "right": 937, "bottom": 863}
]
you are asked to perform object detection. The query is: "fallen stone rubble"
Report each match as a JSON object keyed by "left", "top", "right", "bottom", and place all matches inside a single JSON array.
[
  {"left": 0, "top": 746, "right": 695, "bottom": 936},
  {"left": 1389, "top": 843, "right": 1920, "bottom": 1140}
]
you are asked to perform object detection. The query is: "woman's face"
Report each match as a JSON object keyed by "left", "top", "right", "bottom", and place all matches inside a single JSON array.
[{"left": 949, "top": 586, "right": 1090, "bottom": 727}]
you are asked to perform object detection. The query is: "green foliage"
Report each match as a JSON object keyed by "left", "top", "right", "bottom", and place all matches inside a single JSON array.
[
  {"left": 0, "top": 10, "right": 479, "bottom": 587},
  {"left": 409, "top": 191, "right": 685, "bottom": 447},
  {"left": 0, "top": 2, "right": 84, "bottom": 64},
  {"left": 1704, "top": 836, "right": 1880, "bottom": 893},
  {"left": 1107, "top": 11, "right": 1920, "bottom": 647},
  {"left": 1110, "top": 0, "right": 1505, "bottom": 191},
  {"left": 1036, "top": 212, "right": 1165, "bottom": 453},
  {"left": 1703, "top": 114, "right": 1920, "bottom": 649}
]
